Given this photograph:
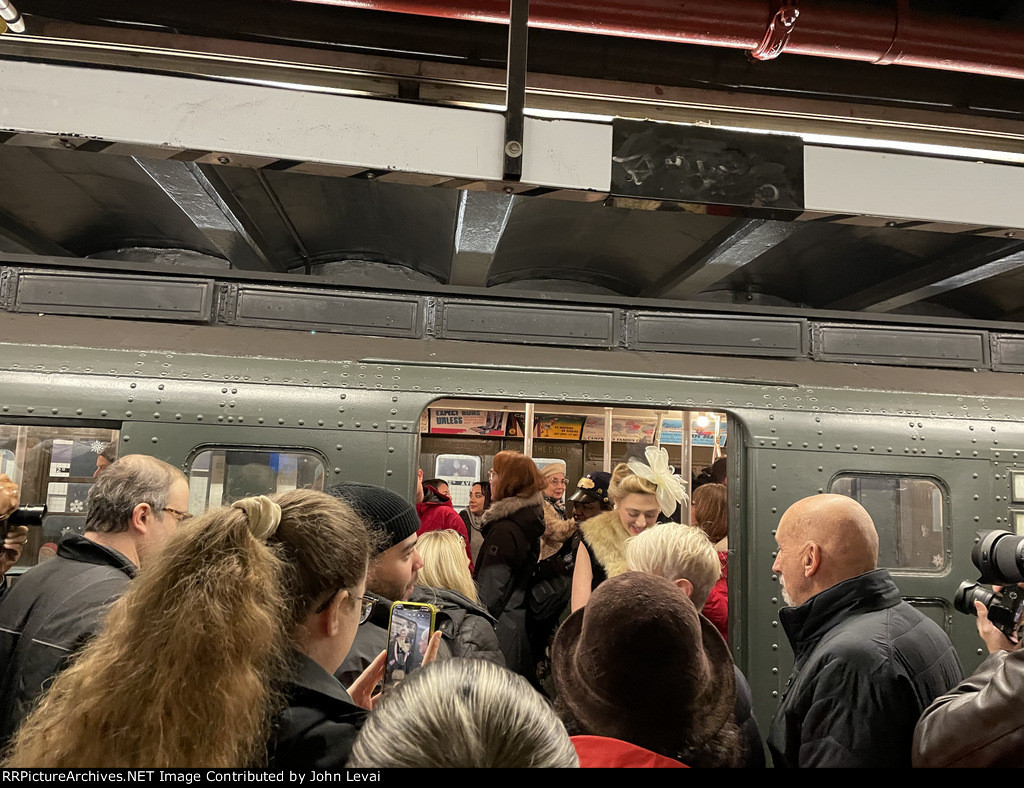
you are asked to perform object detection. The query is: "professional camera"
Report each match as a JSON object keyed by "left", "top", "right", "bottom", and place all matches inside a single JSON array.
[
  {"left": 0, "top": 505, "right": 47, "bottom": 539},
  {"left": 954, "top": 530, "right": 1024, "bottom": 640}
]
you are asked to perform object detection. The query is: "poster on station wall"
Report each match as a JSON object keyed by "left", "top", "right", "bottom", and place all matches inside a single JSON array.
[
  {"left": 429, "top": 409, "right": 508, "bottom": 436},
  {"left": 659, "top": 419, "right": 726, "bottom": 447},
  {"left": 434, "top": 454, "right": 481, "bottom": 509},
  {"left": 581, "top": 416, "right": 658, "bottom": 443},
  {"left": 505, "top": 414, "right": 587, "bottom": 440}
]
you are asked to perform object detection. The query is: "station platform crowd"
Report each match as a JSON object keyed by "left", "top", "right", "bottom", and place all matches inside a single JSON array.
[{"left": 0, "top": 448, "right": 1014, "bottom": 768}]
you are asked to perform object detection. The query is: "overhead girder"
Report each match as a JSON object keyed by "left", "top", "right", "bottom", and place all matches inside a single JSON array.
[
  {"left": 828, "top": 241, "right": 1024, "bottom": 313},
  {"left": 639, "top": 218, "right": 803, "bottom": 299},
  {"left": 133, "top": 158, "right": 285, "bottom": 272}
]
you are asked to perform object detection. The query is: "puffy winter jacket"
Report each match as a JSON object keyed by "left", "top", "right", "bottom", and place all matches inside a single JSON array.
[{"left": 767, "top": 569, "right": 963, "bottom": 768}]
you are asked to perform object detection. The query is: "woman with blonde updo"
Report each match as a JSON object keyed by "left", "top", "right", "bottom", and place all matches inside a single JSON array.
[
  {"left": 570, "top": 447, "right": 686, "bottom": 612},
  {"left": 3, "top": 489, "right": 398, "bottom": 768},
  {"left": 691, "top": 482, "right": 729, "bottom": 639}
]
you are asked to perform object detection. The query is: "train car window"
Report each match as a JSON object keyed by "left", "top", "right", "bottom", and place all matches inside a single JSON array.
[
  {"left": 433, "top": 454, "right": 480, "bottom": 510},
  {"left": 830, "top": 474, "right": 946, "bottom": 571},
  {"left": 188, "top": 449, "right": 325, "bottom": 511},
  {"left": 0, "top": 424, "right": 120, "bottom": 569}
]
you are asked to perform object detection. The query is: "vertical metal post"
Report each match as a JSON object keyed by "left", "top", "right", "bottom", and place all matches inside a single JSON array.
[
  {"left": 524, "top": 402, "right": 535, "bottom": 458},
  {"left": 682, "top": 411, "right": 693, "bottom": 523},
  {"left": 713, "top": 413, "right": 723, "bottom": 460},
  {"left": 602, "top": 407, "right": 613, "bottom": 472},
  {"left": 503, "top": 0, "right": 529, "bottom": 181}
]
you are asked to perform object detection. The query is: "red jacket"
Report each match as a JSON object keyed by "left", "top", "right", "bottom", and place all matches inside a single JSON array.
[
  {"left": 571, "top": 736, "right": 688, "bottom": 768},
  {"left": 702, "top": 550, "right": 728, "bottom": 641},
  {"left": 416, "top": 487, "right": 473, "bottom": 571}
]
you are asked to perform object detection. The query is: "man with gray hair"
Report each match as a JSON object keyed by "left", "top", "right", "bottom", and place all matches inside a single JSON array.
[{"left": 0, "top": 454, "right": 188, "bottom": 745}]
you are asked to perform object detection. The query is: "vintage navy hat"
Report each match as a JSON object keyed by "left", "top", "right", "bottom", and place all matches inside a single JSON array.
[{"left": 569, "top": 471, "right": 611, "bottom": 504}]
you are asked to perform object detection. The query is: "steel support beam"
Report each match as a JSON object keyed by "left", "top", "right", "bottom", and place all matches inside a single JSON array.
[
  {"left": 134, "top": 158, "right": 284, "bottom": 272},
  {"left": 448, "top": 191, "right": 513, "bottom": 287},
  {"left": 828, "top": 242, "right": 1024, "bottom": 312},
  {"left": 640, "top": 218, "right": 800, "bottom": 299}
]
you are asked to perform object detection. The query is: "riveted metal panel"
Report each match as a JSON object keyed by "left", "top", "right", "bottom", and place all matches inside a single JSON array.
[
  {"left": 629, "top": 311, "right": 807, "bottom": 357},
  {"left": 10, "top": 270, "right": 214, "bottom": 322},
  {"left": 991, "top": 334, "right": 1024, "bottom": 373},
  {"left": 813, "top": 323, "right": 989, "bottom": 369},
  {"left": 230, "top": 285, "right": 423, "bottom": 338},
  {"left": 437, "top": 300, "right": 619, "bottom": 347}
]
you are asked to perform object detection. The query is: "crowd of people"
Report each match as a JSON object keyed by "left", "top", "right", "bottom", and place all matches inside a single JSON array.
[{"left": 0, "top": 446, "right": 1016, "bottom": 767}]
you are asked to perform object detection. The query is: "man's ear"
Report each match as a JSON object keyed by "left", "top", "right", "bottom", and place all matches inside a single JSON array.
[
  {"left": 673, "top": 577, "right": 694, "bottom": 598},
  {"left": 804, "top": 542, "right": 822, "bottom": 578},
  {"left": 129, "top": 502, "right": 152, "bottom": 535}
]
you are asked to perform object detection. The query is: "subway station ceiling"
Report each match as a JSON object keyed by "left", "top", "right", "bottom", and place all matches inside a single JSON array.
[{"left": 3, "top": 0, "right": 1024, "bottom": 324}]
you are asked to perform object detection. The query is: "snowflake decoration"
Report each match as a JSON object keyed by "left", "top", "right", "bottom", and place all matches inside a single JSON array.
[
  {"left": 69, "top": 500, "right": 85, "bottom": 513},
  {"left": 932, "top": 553, "right": 944, "bottom": 569},
  {"left": 89, "top": 441, "right": 107, "bottom": 454}
]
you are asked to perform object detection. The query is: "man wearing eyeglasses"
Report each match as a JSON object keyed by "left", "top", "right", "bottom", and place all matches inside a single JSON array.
[{"left": 0, "top": 454, "right": 189, "bottom": 746}]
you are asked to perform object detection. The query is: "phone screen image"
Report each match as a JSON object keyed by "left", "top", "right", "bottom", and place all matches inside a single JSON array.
[{"left": 384, "top": 603, "right": 435, "bottom": 691}]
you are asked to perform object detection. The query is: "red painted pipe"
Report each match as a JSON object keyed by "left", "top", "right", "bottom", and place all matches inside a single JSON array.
[{"left": 300, "top": 0, "right": 1024, "bottom": 80}]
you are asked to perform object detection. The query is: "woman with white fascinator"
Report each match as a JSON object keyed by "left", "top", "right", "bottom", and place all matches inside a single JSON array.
[{"left": 570, "top": 446, "right": 687, "bottom": 612}]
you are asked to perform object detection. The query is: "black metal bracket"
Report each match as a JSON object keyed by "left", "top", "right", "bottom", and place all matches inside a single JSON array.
[{"left": 503, "top": 0, "right": 529, "bottom": 181}]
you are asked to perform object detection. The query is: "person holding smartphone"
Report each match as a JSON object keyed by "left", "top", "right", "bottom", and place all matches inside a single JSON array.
[{"left": 0, "top": 474, "right": 28, "bottom": 582}]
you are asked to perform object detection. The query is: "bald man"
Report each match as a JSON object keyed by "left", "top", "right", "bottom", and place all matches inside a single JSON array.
[{"left": 766, "top": 494, "right": 962, "bottom": 768}]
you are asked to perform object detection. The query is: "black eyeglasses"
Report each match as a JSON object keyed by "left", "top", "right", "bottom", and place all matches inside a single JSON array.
[
  {"left": 315, "top": 591, "right": 375, "bottom": 624},
  {"left": 162, "top": 507, "right": 193, "bottom": 523}
]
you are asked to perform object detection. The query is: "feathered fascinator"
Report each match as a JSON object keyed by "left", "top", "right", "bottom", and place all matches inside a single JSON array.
[{"left": 626, "top": 446, "right": 689, "bottom": 517}]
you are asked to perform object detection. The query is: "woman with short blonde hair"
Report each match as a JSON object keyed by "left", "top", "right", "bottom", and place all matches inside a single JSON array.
[
  {"left": 625, "top": 524, "right": 721, "bottom": 608},
  {"left": 418, "top": 529, "right": 479, "bottom": 604}
]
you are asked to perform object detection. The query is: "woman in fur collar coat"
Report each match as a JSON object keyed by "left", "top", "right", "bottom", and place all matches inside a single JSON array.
[
  {"left": 571, "top": 454, "right": 685, "bottom": 612},
  {"left": 473, "top": 451, "right": 548, "bottom": 677}
]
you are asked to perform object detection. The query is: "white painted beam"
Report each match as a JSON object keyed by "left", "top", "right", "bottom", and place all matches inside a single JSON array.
[
  {"left": 0, "top": 60, "right": 610, "bottom": 192},
  {"left": 804, "top": 145, "right": 1024, "bottom": 230}
]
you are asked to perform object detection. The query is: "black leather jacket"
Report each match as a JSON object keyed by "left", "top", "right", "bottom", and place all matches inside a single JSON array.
[
  {"left": 913, "top": 648, "right": 1024, "bottom": 767},
  {"left": 0, "top": 534, "right": 136, "bottom": 747}
]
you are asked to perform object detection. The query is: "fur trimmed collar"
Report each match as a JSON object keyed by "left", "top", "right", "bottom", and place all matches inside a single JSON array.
[
  {"left": 540, "top": 500, "right": 577, "bottom": 561},
  {"left": 580, "top": 510, "right": 631, "bottom": 579},
  {"left": 480, "top": 491, "right": 545, "bottom": 526}
]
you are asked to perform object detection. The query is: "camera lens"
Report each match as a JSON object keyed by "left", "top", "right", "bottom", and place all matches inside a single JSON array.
[
  {"left": 7, "top": 505, "right": 47, "bottom": 527},
  {"left": 955, "top": 581, "right": 995, "bottom": 616},
  {"left": 972, "top": 530, "right": 1024, "bottom": 585}
]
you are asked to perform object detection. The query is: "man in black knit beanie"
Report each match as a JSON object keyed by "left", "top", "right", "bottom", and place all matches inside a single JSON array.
[{"left": 329, "top": 482, "right": 432, "bottom": 686}]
